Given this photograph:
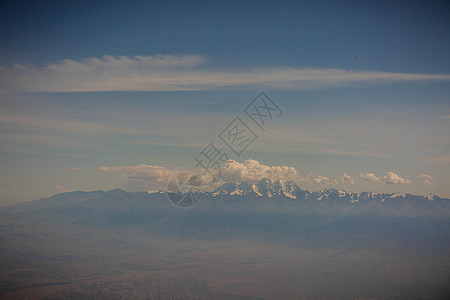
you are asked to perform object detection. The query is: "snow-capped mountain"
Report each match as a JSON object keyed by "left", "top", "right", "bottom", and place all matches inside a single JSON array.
[
  {"left": 213, "top": 178, "right": 298, "bottom": 199},
  {"left": 1, "top": 179, "right": 448, "bottom": 222},
  {"left": 211, "top": 178, "right": 449, "bottom": 209}
]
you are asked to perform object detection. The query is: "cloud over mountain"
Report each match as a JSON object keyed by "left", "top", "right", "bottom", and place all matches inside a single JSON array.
[
  {"left": 98, "top": 160, "right": 426, "bottom": 194},
  {"left": 219, "top": 159, "right": 300, "bottom": 184}
]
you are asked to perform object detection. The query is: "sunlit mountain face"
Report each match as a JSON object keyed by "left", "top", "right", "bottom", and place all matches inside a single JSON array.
[{"left": 1, "top": 180, "right": 449, "bottom": 299}]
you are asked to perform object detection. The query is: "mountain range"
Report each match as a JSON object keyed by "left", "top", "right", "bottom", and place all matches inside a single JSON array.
[
  {"left": 210, "top": 178, "right": 447, "bottom": 207},
  {"left": 1, "top": 178, "right": 448, "bottom": 222},
  {"left": 212, "top": 178, "right": 442, "bottom": 202},
  {"left": 1, "top": 178, "right": 449, "bottom": 299}
]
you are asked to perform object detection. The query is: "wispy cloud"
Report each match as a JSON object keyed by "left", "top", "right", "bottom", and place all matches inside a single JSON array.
[
  {"left": 98, "top": 164, "right": 185, "bottom": 190},
  {"left": 425, "top": 156, "right": 450, "bottom": 164},
  {"left": 1, "top": 55, "right": 450, "bottom": 92},
  {"left": 0, "top": 113, "right": 142, "bottom": 135},
  {"left": 321, "top": 148, "right": 395, "bottom": 158}
]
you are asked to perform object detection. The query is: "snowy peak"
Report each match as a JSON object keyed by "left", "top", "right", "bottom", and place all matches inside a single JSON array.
[
  {"left": 213, "top": 181, "right": 252, "bottom": 196},
  {"left": 425, "top": 193, "right": 436, "bottom": 202},
  {"left": 211, "top": 178, "right": 449, "bottom": 209},
  {"left": 214, "top": 179, "right": 301, "bottom": 199},
  {"left": 389, "top": 192, "right": 406, "bottom": 198}
]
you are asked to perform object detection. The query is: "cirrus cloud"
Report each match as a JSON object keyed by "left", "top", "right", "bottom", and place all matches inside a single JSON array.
[
  {"left": 1, "top": 54, "right": 450, "bottom": 93},
  {"left": 98, "top": 164, "right": 184, "bottom": 190}
]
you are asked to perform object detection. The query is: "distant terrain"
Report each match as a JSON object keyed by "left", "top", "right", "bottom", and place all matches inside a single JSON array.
[{"left": 1, "top": 179, "right": 449, "bottom": 299}]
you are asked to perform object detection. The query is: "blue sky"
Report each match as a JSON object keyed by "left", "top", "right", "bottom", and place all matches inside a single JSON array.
[{"left": 1, "top": 0, "right": 450, "bottom": 204}]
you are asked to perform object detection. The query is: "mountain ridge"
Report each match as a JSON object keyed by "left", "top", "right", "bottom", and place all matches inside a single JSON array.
[
  {"left": 210, "top": 178, "right": 447, "bottom": 204},
  {"left": 1, "top": 179, "right": 448, "bottom": 218}
]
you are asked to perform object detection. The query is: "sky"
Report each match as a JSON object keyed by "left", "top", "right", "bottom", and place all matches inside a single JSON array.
[{"left": 0, "top": 0, "right": 450, "bottom": 205}]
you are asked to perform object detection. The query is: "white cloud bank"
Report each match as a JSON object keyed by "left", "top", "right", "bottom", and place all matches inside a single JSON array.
[
  {"left": 340, "top": 173, "right": 355, "bottom": 184},
  {"left": 99, "top": 160, "right": 429, "bottom": 192},
  {"left": 360, "top": 173, "right": 383, "bottom": 183},
  {"left": 98, "top": 160, "right": 302, "bottom": 191},
  {"left": 2, "top": 54, "right": 450, "bottom": 92},
  {"left": 98, "top": 160, "right": 360, "bottom": 191},
  {"left": 383, "top": 172, "right": 411, "bottom": 184},
  {"left": 360, "top": 172, "right": 411, "bottom": 184},
  {"left": 313, "top": 175, "right": 329, "bottom": 184},
  {"left": 219, "top": 159, "right": 300, "bottom": 184},
  {"left": 418, "top": 173, "right": 434, "bottom": 186}
]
